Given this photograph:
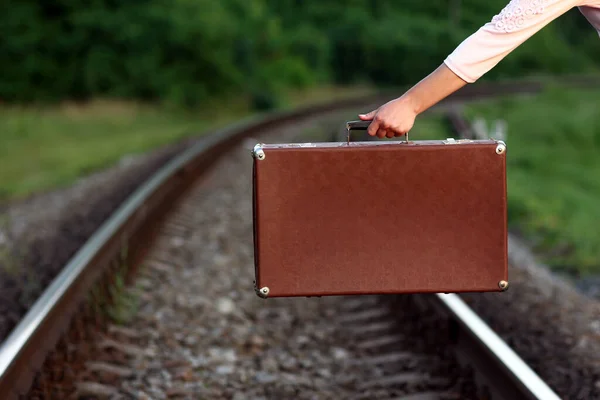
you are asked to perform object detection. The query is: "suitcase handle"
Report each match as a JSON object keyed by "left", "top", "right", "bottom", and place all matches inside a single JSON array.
[
  {"left": 346, "top": 120, "right": 371, "bottom": 131},
  {"left": 345, "top": 120, "right": 409, "bottom": 144}
]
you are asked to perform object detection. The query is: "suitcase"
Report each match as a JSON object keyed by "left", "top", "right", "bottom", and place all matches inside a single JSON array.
[{"left": 252, "top": 120, "right": 508, "bottom": 298}]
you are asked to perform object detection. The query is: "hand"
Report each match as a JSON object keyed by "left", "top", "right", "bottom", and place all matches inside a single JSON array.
[{"left": 358, "top": 96, "right": 418, "bottom": 139}]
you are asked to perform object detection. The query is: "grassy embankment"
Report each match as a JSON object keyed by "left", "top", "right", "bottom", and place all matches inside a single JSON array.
[
  {"left": 2, "top": 81, "right": 597, "bottom": 275},
  {"left": 463, "top": 86, "right": 600, "bottom": 275},
  {"left": 0, "top": 83, "right": 454, "bottom": 205},
  {"left": 0, "top": 86, "right": 380, "bottom": 202}
]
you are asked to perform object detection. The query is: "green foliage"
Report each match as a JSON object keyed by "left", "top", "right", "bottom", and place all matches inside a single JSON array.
[
  {"left": 0, "top": 99, "right": 245, "bottom": 199},
  {"left": 1, "top": 0, "right": 599, "bottom": 107},
  {"left": 464, "top": 87, "right": 600, "bottom": 275},
  {"left": 0, "top": 86, "right": 374, "bottom": 201}
]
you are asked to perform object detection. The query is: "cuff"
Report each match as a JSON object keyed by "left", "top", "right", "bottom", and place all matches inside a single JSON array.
[{"left": 443, "top": 57, "right": 477, "bottom": 84}]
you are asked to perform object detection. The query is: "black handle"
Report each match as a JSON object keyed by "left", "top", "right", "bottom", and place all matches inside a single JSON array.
[
  {"left": 344, "top": 120, "right": 410, "bottom": 144},
  {"left": 344, "top": 120, "right": 371, "bottom": 144},
  {"left": 346, "top": 120, "right": 371, "bottom": 131}
]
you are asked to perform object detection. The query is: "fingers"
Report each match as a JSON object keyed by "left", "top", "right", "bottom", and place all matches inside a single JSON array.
[
  {"left": 360, "top": 99, "right": 415, "bottom": 140},
  {"left": 358, "top": 110, "right": 377, "bottom": 121},
  {"left": 367, "top": 119, "right": 380, "bottom": 137},
  {"left": 375, "top": 128, "right": 388, "bottom": 138},
  {"left": 360, "top": 110, "right": 380, "bottom": 136},
  {"left": 371, "top": 120, "right": 393, "bottom": 138},
  {"left": 361, "top": 111, "right": 408, "bottom": 138},
  {"left": 380, "top": 126, "right": 407, "bottom": 138}
]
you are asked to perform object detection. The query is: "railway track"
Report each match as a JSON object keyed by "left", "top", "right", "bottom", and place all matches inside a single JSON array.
[{"left": 0, "top": 77, "right": 599, "bottom": 399}]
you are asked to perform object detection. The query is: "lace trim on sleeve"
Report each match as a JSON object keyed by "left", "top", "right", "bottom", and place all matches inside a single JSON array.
[{"left": 491, "top": 0, "right": 553, "bottom": 32}]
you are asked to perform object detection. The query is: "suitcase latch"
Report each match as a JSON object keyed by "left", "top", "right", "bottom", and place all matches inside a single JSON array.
[{"left": 443, "top": 138, "right": 473, "bottom": 144}]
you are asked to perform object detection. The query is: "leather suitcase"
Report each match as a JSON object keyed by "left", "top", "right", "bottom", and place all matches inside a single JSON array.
[{"left": 252, "top": 120, "right": 508, "bottom": 298}]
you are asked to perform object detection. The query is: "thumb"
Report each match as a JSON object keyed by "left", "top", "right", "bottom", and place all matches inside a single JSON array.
[{"left": 358, "top": 110, "right": 377, "bottom": 120}]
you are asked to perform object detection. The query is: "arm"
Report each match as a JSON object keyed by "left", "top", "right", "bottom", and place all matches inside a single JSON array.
[
  {"left": 444, "top": 0, "right": 580, "bottom": 83},
  {"left": 403, "top": 62, "right": 467, "bottom": 115},
  {"left": 358, "top": 64, "right": 466, "bottom": 138},
  {"left": 361, "top": 0, "right": 580, "bottom": 138}
]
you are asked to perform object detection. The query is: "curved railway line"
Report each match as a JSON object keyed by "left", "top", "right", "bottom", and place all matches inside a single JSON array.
[{"left": 1, "top": 77, "right": 599, "bottom": 399}]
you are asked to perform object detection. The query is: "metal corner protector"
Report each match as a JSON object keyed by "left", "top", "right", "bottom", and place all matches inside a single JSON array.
[
  {"left": 495, "top": 140, "right": 506, "bottom": 155},
  {"left": 252, "top": 143, "right": 266, "bottom": 160},
  {"left": 254, "top": 281, "right": 270, "bottom": 298}
]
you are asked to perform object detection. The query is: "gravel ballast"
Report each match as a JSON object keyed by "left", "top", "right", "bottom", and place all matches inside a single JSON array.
[{"left": 2, "top": 102, "right": 598, "bottom": 400}]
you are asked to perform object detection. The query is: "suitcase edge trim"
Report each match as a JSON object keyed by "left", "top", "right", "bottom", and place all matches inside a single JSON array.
[{"left": 251, "top": 140, "right": 509, "bottom": 298}]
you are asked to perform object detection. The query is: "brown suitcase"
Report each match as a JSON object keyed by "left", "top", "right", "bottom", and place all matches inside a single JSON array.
[{"left": 252, "top": 120, "right": 508, "bottom": 298}]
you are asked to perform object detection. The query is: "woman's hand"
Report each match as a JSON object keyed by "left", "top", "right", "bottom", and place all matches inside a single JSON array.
[
  {"left": 358, "top": 63, "right": 468, "bottom": 138},
  {"left": 358, "top": 96, "right": 418, "bottom": 138}
]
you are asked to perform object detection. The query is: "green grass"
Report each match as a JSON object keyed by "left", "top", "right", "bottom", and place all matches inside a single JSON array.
[
  {"left": 1, "top": 101, "right": 215, "bottom": 200},
  {"left": 0, "top": 85, "right": 376, "bottom": 203},
  {"left": 463, "top": 85, "right": 600, "bottom": 275},
  {"left": 404, "top": 113, "right": 450, "bottom": 140}
]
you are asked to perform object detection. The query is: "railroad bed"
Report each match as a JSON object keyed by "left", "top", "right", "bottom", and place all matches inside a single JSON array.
[
  {"left": 2, "top": 80, "right": 600, "bottom": 399},
  {"left": 23, "top": 113, "right": 486, "bottom": 399}
]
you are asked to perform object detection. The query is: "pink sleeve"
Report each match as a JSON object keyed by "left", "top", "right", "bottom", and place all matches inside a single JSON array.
[{"left": 444, "top": 0, "right": 579, "bottom": 83}]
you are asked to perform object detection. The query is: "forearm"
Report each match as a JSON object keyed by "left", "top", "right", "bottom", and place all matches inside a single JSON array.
[
  {"left": 361, "top": 0, "right": 580, "bottom": 138},
  {"left": 402, "top": 63, "right": 467, "bottom": 115},
  {"left": 402, "top": 0, "right": 579, "bottom": 116}
]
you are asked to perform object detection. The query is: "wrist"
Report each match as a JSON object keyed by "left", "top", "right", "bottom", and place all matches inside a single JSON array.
[{"left": 400, "top": 92, "right": 423, "bottom": 115}]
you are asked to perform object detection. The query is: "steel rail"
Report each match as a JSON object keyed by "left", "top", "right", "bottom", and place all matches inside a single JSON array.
[
  {"left": 0, "top": 92, "right": 392, "bottom": 399},
  {"left": 435, "top": 293, "right": 561, "bottom": 400},
  {"left": 0, "top": 76, "right": 598, "bottom": 398},
  {"left": 435, "top": 104, "right": 564, "bottom": 400}
]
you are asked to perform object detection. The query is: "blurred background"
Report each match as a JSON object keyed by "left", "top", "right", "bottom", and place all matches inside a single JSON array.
[{"left": 1, "top": 0, "right": 600, "bottom": 288}]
